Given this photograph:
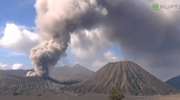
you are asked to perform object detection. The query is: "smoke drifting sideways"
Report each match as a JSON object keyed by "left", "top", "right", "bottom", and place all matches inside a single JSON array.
[
  {"left": 26, "top": 0, "right": 108, "bottom": 78},
  {"left": 27, "top": 0, "right": 180, "bottom": 80}
]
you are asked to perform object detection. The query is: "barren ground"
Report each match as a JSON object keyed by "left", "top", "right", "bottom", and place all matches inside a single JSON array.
[{"left": 1, "top": 94, "right": 180, "bottom": 100}]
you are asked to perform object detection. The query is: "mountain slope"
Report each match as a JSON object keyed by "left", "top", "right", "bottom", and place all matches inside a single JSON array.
[
  {"left": 0, "top": 75, "right": 64, "bottom": 96},
  {"left": 51, "top": 64, "right": 94, "bottom": 81},
  {"left": 0, "top": 70, "right": 27, "bottom": 78},
  {"left": 167, "top": 75, "right": 180, "bottom": 90},
  {"left": 0, "top": 64, "right": 94, "bottom": 82},
  {"left": 77, "top": 61, "right": 177, "bottom": 96}
]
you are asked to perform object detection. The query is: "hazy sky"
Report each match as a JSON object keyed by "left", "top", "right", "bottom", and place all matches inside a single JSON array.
[{"left": 0, "top": 0, "right": 180, "bottom": 81}]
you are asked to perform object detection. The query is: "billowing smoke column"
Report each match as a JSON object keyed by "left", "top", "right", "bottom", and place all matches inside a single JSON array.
[
  {"left": 26, "top": 0, "right": 180, "bottom": 80},
  {"left": 26, "top": 0, "right": 107, "bottom": 77},
  {"left": 26, "top": 40, "right": 66, "bottom": 77}
]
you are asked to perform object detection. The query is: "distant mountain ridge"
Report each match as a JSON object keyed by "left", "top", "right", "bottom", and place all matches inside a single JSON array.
[
  {"left": 0, "top": 65, "right": 91, "bottom": 95},
  {"left": 0, "top": 62, "right": 177, "bottom": 96},
  {"left": 0, "top": 64, "right": 94, "bottom": 82},
  {"left": 0, "top": 70, "right": 28, "bottom": 77},
  {"left": 167, "top": 75, "right": 180, "bottom": 90},
  {"left": 77, "top": 61, "right": 177, "bottom": 96},
  {"left": 51, "top": 64, "right": 94, "bottom": 81}
]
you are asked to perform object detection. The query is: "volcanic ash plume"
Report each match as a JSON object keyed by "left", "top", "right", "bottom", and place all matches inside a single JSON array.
[
  {"left": 26, "top": 40, "right": 67, "bottom": 77},
  {"left": 26, "top": 0, "right": 106, "bottom": 77}
]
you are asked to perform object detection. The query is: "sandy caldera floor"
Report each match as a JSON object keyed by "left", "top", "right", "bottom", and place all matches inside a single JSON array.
[
  {"left": 0, "top": 94, "right": 180, "bottom": 100},
  {"left": 124, "top": 94, "right": 180, "bottom": 100}
]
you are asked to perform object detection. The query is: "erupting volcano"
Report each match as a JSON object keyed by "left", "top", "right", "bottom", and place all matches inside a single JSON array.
[
  {"left": 26, "top": 40, "right": 68, "bottom": 78},
  {"left": 25, "top": 0, "right": 108, "bottom": 78}
]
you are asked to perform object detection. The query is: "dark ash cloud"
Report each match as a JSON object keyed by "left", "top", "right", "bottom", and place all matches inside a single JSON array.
[
  {"left": 100, "top": 0, "right": 180, "bottom": 80},
  {"left": 26, "top": 0, "right": 180, "bottom": 80}
]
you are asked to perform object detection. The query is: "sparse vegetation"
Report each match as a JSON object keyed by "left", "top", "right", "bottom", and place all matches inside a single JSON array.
[{"left": 109, "top": 87, "right": 125, "bottom": 100}]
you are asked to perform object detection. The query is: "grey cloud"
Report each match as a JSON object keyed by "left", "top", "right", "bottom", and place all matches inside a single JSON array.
[
  {"left": 100, "top": 0, "right": 180, "bottom": 80},
  {"left": 27, "top": 0, "right": 180, "bottom": 80},
  {"left": 69, "top": 0, "right": 180, "bottom": 80}
]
